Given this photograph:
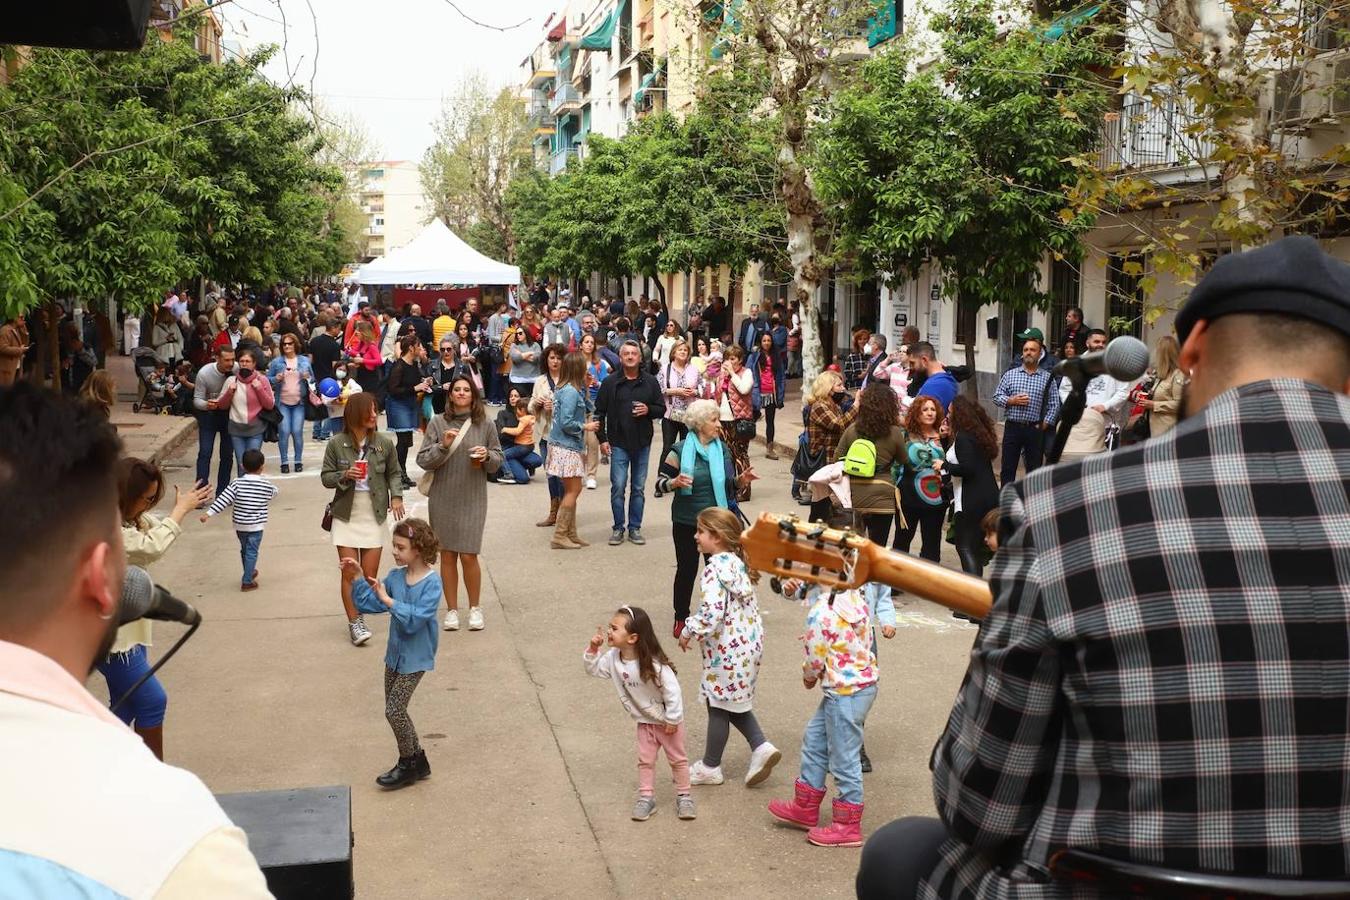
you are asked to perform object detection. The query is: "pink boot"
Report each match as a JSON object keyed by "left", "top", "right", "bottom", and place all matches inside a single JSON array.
[
  {"left": 807, "top": 798, "right": 864, "bottom": 847},
  {"left": 768, "top": 779, "right": 827, "bottom": 829}
]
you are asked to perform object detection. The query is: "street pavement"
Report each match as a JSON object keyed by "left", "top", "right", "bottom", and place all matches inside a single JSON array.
[{"left": 93, "top": 423, "right": 979, "bottom": 899}]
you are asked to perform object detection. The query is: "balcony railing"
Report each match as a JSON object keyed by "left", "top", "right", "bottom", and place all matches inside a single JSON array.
[
  {"left": 550, "top": 146, "right": 581, "bottom": 175},
  {"left": 528, "top": 100, "right": 556, "bottom": 129},
  {"left": 1100, "top": 93, "right": 1216, "bottom": 174},
  {"left": 149, "top": 0, "right": 183, "bottom": 24},
  {"left": 551, "top": 84, "right": 583, "bottom": 115}
]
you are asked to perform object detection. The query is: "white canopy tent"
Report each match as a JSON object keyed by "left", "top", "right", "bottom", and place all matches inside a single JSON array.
[{"left": 357, "top": 219, "right": 521, "bottom": 286}]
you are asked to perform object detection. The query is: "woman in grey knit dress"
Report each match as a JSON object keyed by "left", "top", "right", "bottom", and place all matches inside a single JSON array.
[{"left": 417, "top": 375, "right": 503, "bottom": 633}]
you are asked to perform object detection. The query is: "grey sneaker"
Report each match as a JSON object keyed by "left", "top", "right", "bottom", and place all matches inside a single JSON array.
[
  {"left": 348, "top": 617, "right": 372, "bottom": 646},
  {"left": 676, "top": 794, "right": 697, "bottom": 820},
  {"left": 631, "top": 795, "right": 657, "bottom": 821},
  {"left": 627, "top": 528, "right": 646, "bottom": 546},
  {"left": 609, "top": 528, "right": 626, "bottom": 546}
]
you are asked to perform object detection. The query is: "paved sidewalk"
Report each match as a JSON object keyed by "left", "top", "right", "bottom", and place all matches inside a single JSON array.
[{"left": 105, "top": 354, "right": 197, "bottom": 464}]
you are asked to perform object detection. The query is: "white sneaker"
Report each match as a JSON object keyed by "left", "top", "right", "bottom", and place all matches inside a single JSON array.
[
  {"left": 497, "top": 473, "right": 516, "bottom": 484},
  {"left": 688, "top": 760, "right": 725, "bottom": 785},
  {"left": 348, "top": 618, "right": 372, "bottom": 646},
  {"left": 585, "top": 476, "right": 597, "bottom": 490},
  {"left": 443, "top": 609, "right": 460, "bottom": 631},
  {"left": 745, "top": 741, "right": 782, "bottom": 787},
  {"left": 467, "top": 607, "right": 485, "bottom": 631}
]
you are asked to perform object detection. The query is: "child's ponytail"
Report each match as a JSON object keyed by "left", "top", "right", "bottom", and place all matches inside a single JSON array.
[{"left": 696, "top": 507, "right": 760, "bottom": 585}]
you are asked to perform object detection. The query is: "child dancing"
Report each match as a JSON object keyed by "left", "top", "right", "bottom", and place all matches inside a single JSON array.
[
  {"left": 769, "top": 581, "right": 878, "bottom": 848},
  {"left": 340, "top": 518, "right": 443, "bottom": 790},
  {"left": 584, "top": 605, "right": 695, "bottom": 822},
  {"left": 678, "top": 508, "right": 780, "bottom": 787}
]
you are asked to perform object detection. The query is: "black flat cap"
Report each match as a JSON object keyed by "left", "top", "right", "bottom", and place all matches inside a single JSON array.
[{"left": 1175, "top": 235, "right": 1350, "bottom": 343}]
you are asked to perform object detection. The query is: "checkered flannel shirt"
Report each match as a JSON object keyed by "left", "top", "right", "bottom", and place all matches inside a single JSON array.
[
  {"left": 842, "top": 351, "right": 871, "bottom": 390},
  {"left": 994, "top": 365, "right": 1061, "bottom": 427},
  {"left": 923, "top": 380, "right": 1350, "bottom": 899}
]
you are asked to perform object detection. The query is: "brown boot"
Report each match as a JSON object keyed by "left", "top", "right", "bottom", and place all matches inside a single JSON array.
[
  {"left": 551, "top": 507, "right": 582, "bottom": 550},
  {"left": 567, "top": 510, "right": 590, "bottom": 547},
  {"left": 536, "top": 496, "right": 560, "bottom": 527}
]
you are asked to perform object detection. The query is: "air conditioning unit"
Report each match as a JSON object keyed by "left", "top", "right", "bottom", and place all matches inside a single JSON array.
[
  {"left": 1327, "top": 52, "right": 1350, "bottom": 117},
  {"left": 1266, "top": 50, "right": 1350, "bottom": 129}
]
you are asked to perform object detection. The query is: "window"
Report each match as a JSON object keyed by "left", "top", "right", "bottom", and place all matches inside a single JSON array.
[
  {"left": 1106, "top": 253, "right": 1146, "bottom": 338},
  {"left": 1047, "top": 257, "right": 1081, "bottom": 349},
  {"left": 954, "top": 302, "right": 976, "bottom": 346}
]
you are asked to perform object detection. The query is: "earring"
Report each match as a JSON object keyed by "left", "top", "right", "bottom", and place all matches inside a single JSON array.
[{"left": 98, "top": 611, "right": 114, "bottom": 621}]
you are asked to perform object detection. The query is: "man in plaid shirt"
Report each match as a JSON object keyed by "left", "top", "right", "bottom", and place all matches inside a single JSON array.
[
  {"left": 993, "top": 338, "right": 1061, "bottom": 485},
  {"left": 858, "top": 236, "right": 1350, "bottom": 899}
]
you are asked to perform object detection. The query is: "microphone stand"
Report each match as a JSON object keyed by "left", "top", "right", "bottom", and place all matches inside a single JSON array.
[{"left": 1045, "top": 370, "right": 1088, "bottom": 465}]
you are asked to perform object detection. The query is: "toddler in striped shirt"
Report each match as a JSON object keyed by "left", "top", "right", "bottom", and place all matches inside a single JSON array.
[{"left": 200, "top": 448, "right": 278, "bottom": 591}]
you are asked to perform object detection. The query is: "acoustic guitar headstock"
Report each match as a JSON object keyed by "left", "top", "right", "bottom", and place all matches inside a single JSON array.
[{"left": 741, "top": 512, "right": 874, "bottom": 591}]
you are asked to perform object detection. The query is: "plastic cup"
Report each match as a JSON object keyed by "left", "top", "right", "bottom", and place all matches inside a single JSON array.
[{"left": 353, "top": 460, "right": 368, "bottom": 479}]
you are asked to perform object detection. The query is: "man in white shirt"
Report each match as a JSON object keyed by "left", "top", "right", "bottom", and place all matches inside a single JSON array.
[
  {"left": 0, "top": 383, "right": 271, "bottom": 898},
  {"left": 1057, "top": 328, "right": 1132, "bottom": 460}
]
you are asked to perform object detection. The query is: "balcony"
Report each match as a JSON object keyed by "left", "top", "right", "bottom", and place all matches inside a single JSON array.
[
  {"left": 550, "top": 146, "right": 582, "bottom": 175},
  {"left": 367, "top": 224, "right": 384, "bottom": 236},
  {"left": 526, "top": 43, "right": 556, "bottom": 88},
  {"left": 1100, "top": 93, "right": 1217, "bottom": 181},
  {"left": 551, "top": 84, "right": 583, "bottom": 115},
  {"left": 528, "top": 101, "right": 556, "bottom": 139},
  {"left": 638, "top": 10, "right": 655, "bottom": 49},
  {"left": 149, "top": 0, "right": 183, "bottom": 25}
]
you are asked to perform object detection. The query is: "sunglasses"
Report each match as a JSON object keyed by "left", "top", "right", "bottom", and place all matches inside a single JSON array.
[{"left": 440, "top": 347, "right": 454, "bottom": 353}]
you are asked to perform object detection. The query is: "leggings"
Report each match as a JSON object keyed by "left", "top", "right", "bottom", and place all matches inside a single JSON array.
[
  {"left": 659, "top": 418, "right": 687, "bottom": 471},
  {"left": 762, "top": 404, "right": 777, "bottom": 446},
  {"left": 704, "top": 703, "right": 767, "bottom": 768},
  {"left": 395, "top": 431, "right": 414, "bottom": 479},
  {"left": 97, "top": 645, "right": 167, "bottom": 728},
  {"left": 894, "top": 501, "right": 948, "bottom": 563},
  {"left": 953, "top": 510, "right": 987, "bottom": 577},
  {"left": 672, "top": 521, "right": 710, "bottom": 622},
  {"left": 856, "top": 511, "right": 893, "bottom": 548},
  {"left": 384, "top": 667, "right": 425, "bottom": 758},
  {"left": 721, "top": 422, "right": 752, "bottom": 500}
]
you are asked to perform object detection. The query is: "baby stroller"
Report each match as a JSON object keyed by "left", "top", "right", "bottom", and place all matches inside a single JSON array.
[{"left": 131, "top": 347, "right": 174, "bottom": 415}]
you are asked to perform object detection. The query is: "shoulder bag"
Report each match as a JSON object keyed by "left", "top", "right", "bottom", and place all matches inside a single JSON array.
[{"left": 418, "top": 417, "right": 471, "bottom": 495}]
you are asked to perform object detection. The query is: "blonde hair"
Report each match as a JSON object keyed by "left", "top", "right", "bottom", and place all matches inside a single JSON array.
[
  {"left": 804, "top": 371, "right": 842, "bottom": 406},
  {"left": 696, "top": 507, "right": 759, "bottom": 584},
  {"left": 79, "top": 370, "right": 116, "bottom": 418},
  {"left": 1153, "top": 334, "right": 1180, "bottom": 380}
]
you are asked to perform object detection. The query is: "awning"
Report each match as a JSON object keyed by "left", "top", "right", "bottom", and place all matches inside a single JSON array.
[
  {"left": 557, "top": 44, "right": 572, "bottom": 75},
  {"left": 633, "top": 60, "right": 666, "bottom": 105},
  {"left": 1043, "top": 2, "right": 1103, "bottom": 40},
  {"left": 867, "top": 0, "right": 898, "bottom": 48},
  {"left": 580, "top": 0, "right": 627, "bottom": 51},
  {"left": 707, "top": 0, "right": 742, "bottom": 59}
]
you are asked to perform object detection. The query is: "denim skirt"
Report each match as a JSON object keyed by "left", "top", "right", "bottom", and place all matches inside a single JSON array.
[{"left": 385, "top": 395, "right": 419, "bottom": 433}]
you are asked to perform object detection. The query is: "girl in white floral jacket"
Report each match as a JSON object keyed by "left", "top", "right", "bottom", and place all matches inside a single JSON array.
[{"left": 677, "top": 508, "right": 782, "bottom": 788}]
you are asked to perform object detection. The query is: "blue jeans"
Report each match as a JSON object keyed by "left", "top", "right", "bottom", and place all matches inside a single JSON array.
[
  {"left": 237, "top": 530, "right": 263, "bottom": 584},
  {"left": 799, "top": 685, "right": 877, "bottom": 804},
  {"left": 608, "top": 444, "right": 650, "bottom": 531},
  {"left": 312, "top": 413, "right": 331, "bottom": 440},
  {"left": 540, "top": 440, "right": 562, "bottom": 499},
  {"left": 230, "top": 432, "right": 265, "bottom": 475},
  {"left": 96, "top": 645, "right": 167, "bottom": 728},
  {"left": 195, "top": 411, "right": 232, "bottom": 496},
  {"left": 502, "top": 444, "right": 543, "bottom": 483},
  {"left": 277, "top": 401, "right": 305, "bottom": 465}
]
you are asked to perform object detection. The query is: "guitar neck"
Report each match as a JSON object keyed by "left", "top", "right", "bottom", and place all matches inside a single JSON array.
[{"left": 864, "top": 544, "right": 993, "bottom": 620}]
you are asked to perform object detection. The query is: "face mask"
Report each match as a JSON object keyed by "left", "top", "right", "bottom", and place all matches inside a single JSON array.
[
  {"left": 335, "top": 368, "right": 347, "bottom": 380},
  {"left": 865, "top": 344, "right": 877, "bottom": 356}
]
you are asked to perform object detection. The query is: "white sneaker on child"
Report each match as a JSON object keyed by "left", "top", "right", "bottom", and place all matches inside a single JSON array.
[
  {"left": 744, "top": 741, "right": 782, "bottom": 786},
  {"left": 688, "top": 760, "right": 725, "bottom": 785}
]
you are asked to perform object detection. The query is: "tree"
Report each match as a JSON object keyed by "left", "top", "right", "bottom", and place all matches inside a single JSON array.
[
  {"left": 313, "top": 103, "right": 384, "bottom": 265},
  {"left": 420, "top": 74, "right": 533, "bottom": 261},
  {"left": 687, "top": 0, "right": 879, "bottom": 379},
  {"left": 817, "top": 0, "right": 1110, "bottom": 384},
  {"left": 1072, "top": 0, "right": 1350, "bottom": 324}
]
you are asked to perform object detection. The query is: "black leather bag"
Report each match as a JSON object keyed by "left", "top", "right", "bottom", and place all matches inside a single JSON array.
[
  {"left": 259, "top": 406, "right": 283, "bottom": 443},
  {"left": 791, "top": 433, "right": 826, "bottom": 480}
]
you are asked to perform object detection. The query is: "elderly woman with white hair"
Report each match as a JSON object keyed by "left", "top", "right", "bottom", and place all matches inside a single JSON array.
[{"left": 654, "top": 398, "right": 755, "bottom": 639}]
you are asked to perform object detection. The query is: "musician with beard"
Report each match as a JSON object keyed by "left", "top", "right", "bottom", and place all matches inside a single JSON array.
[
  {"left": 857, "top": 236, "right": 1350, "bottom": 899},
  {"left": 0, "top": 382, "right": 269, "bottom": 897}
]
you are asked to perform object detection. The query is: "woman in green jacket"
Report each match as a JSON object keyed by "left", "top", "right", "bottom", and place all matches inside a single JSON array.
[{"left": 322, "top": 391, "right": 405, "bottom": 646}]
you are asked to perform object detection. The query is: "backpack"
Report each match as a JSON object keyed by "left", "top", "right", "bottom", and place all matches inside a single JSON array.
[{"left": 842, "top": 437, "right": 878, "bottom": 479}]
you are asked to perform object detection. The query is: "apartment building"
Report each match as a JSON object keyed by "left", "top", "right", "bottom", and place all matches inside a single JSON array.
[{"left": 353, "top": 161, "right": 429, "bottom": 262}]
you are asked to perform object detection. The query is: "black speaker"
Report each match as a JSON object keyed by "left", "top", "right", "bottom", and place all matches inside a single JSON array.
[
  {"left": 216, "top": 785, "right": 353, "bottom": 900},
  {"left": 985, "top": 316, "right": 1000, "bottom": 341},
  {"left": 1, "top": 0, "right": 153, "bottom": 50}
]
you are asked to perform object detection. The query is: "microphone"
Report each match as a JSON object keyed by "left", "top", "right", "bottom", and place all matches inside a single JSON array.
[
  {"left": 119, "top": 566, "right": 202, "bottom": 626},
  {"left": 1053, "top": 335, "right": 1150, "bottom": 383}
]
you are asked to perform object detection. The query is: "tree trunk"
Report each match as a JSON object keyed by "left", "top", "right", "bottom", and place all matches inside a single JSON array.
[
  {"left": 963, "top": 340, "right": 978, "bottom": 400},
  {"left": 47, "top": 298, "right": 61, "bottom": 390},
  {"left": 780, "top": 142, "right": 826, "bottom": 381},
  {"left": 650, "top": 274, "right": 666, "bottom": 308}
]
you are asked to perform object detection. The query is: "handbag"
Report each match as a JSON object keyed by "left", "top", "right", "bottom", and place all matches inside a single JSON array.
[
  {"left": 320, "top": 502, "right": 333, "bottom": 532},
  {"left": 733, "top": 418, "right": 757, "bottom": 440},
  {"left": 791, "top": 432, "right": 826, "bottom": 480},
  {"left": 259, "top": 405, "right": 282, "bottom": 443},
  {"left": 418, "top": 417, "right": 471, "bottom": 495}
]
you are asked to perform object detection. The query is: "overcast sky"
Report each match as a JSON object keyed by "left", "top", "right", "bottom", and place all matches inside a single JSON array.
[{"left": 222, "top": 0, "right": 559, "bottom": 162}]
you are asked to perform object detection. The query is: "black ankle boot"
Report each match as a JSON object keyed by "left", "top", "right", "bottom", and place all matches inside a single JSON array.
[
  {"left": 859, "top": 744, "right": 873, "bottom": 774},
  {"left": 376, "top": 756, "right": 418, "bottom": 789},
  {"left": 411, "top": 749, "right": 431, "bottom": 780}
]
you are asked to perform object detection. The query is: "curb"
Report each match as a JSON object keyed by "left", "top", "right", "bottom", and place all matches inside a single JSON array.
[{"left": 150, "top": 418, "right": 198, "bottom": 465}]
